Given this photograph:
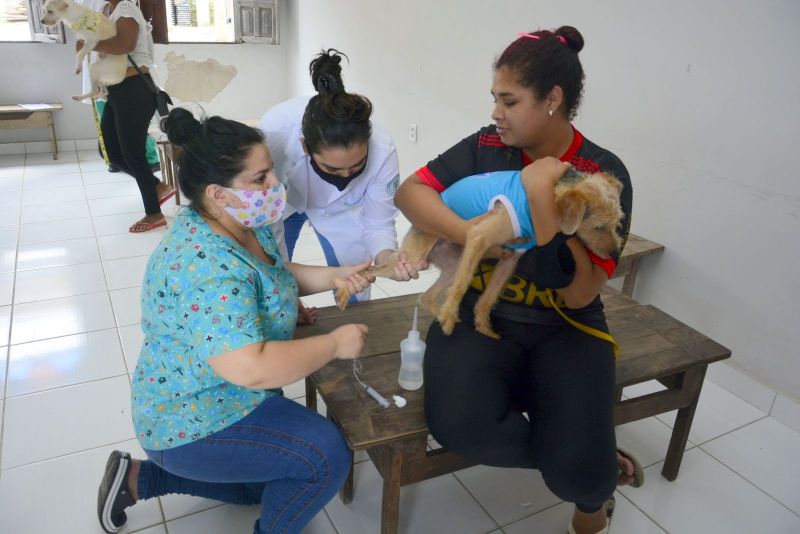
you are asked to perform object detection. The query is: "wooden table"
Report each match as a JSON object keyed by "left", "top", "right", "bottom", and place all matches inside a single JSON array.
[
  {"left": 0, "top": 103, "right": 63, "bottom": 159},
  {"left": 297, "top": 290, "right": 730, "bottom": 534}
]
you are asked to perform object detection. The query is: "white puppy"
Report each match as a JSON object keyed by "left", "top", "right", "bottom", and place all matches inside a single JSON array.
[{"left": 41, "top": 0, "right": 127, "bottom": 100}]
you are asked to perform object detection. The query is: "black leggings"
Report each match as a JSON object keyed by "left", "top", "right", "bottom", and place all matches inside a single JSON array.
[
  {"left": 423, "top": 305, "right": 617, "bottom": 513},
  {"left": 102, "top": 75, "right": 161, "bottom": 215}
]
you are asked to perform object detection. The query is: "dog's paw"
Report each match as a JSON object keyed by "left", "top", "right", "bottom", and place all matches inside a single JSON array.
[
  {"left": 335, "top": 290, "right": 350, "bottom": 312},
  {"left": 440, "top": 319, "right": 454, "bottom": 335},
  {"left": 475, "top": 323, "right": 501, "bottom": 340},
  {"left": 438, "top": 313, "right": 459, "bottom": 335}
]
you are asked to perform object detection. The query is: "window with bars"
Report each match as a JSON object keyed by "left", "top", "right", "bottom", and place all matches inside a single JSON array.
[
  {"left": 163, "top": 0, "right": 277, "bottom": 43},
  {"left": 166, "top": 0, "right": 234, "bottom": 42},
  {"left": 233, "top": 0, "right": 277, "bottom": 44}
]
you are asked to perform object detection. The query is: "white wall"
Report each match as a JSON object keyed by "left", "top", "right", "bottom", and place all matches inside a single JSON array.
[
  {"left": 0, "top": 6, "right": 290, "bottom": 142},
  {"left": 0, "top": 40, "right": 93, "bottom": 142},
  {"left": 284, "top": 0, "right": 800, "bottom": 399},
  {"left": 149, "top": 40, "right": 288, "bottom": 124},
  {"left": 3, "top": 1, "right": 797, "bottom": 400}
]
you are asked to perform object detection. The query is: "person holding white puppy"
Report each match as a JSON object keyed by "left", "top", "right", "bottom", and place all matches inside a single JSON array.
[
  {"left": 261, "top": 49, "right": 424, "bottom": 304},
  {"left": 70, "top": 0, "right": 160, "bottom": 174},
  {"left": 82, "top": 0, "right": 175, "bottom": 232}
]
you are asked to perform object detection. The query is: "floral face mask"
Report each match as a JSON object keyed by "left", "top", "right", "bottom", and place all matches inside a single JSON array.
[{"left": 223, "top": 184, "right": 287, "bottom": 227}]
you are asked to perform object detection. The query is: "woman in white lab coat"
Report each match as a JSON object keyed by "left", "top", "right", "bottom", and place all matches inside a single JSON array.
[{"left": 261, "top": 49, "right": 421, "bottom": 303}]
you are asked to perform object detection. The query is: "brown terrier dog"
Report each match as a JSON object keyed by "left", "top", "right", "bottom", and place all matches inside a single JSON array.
[{"left": 337, "top": 168, "right": 624, "bottom": 339}]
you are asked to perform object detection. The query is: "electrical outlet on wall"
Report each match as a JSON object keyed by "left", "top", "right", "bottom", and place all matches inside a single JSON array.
[{"left": 409, "top": 123, "right": 418, "bottom": 143}]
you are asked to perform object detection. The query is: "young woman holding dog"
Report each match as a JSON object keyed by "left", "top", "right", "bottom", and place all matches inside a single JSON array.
[
  {"left": 85, "top": 0, "right": 175, "bottom": 232},
  {"left": 261, "top": 49, "right": 423, "bottom": 304},
  {"left": 395, "top": 26, "right": 636, "bottom": 534},
  {"left": 96, "top": 109, "right": 375, "bottom": 534}
]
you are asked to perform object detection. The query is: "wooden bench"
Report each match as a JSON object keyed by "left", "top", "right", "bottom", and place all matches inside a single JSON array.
[
  {"left": 611, "top": 234, "right": 664, "bottom": 296},
  {"left": 0, "top": 103, "right": 63, "bottom": 160},
  {"left": 297, "top": 288, "right": 730, "bottom": 534}
]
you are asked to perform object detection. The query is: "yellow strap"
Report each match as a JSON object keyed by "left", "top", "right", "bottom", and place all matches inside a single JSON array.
[
  {"left": 91, "top": 99, "right": 109, "bottom": 164},
  {"left": 545, "top": 289, "right": 620, "bottom": 358}
]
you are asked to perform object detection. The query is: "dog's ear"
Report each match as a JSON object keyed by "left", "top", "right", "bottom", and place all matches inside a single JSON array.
[
  {"left": 555, "top": 190, "right": 588, "bottom": 235},
  {"left": 52, "top": 0, "right": 68, "bottom": 10}
]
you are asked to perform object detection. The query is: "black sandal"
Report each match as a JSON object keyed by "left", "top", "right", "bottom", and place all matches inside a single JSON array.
[{"left": 97, "top": 451, "right": 136, "bottom": 533}]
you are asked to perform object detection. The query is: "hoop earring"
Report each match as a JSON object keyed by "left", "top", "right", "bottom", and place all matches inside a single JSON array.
[{"left": 548, "top": 109, "right": 554, "bottom": 117}]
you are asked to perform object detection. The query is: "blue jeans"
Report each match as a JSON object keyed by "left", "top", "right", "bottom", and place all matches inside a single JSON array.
[
  {"left": 138, "top": 395, "right": 352, "bottom": 534},
  {"left": 283, "top": 212, "right": 340, "bottom": 267},
  {"left": 283, "top": 211, "right": 357, "bottom": 304}
]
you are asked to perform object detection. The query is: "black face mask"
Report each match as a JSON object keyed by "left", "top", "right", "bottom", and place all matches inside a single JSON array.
[{"left": 309, "top": 152, "right": 368, "bottom": 191}]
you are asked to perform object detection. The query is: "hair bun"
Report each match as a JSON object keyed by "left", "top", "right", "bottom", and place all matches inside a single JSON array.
[
  {"left": 161, "top": 108, "right": 201, "bottom": 147},
  {"left": 309, "top": 48, "right": 347, "bottom": 95},
  {"left": 555, "top": 26, "right": 584, "bottom": 53}
]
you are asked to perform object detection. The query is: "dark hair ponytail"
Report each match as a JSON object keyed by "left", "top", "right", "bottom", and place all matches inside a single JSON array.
[
  {"left": 302, "top": 49, "right": 373, "bottom": 154},
  {"left": 160, "top": 108, "right": 264, "bottom": 208},
  {"left": 495, "top": 25, "right": 585, "bottom": 120}
]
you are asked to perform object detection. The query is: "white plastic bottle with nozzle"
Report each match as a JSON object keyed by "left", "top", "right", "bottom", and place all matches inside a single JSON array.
[{"left": 398, "top": 307, "right": 426, "bottom": 390}]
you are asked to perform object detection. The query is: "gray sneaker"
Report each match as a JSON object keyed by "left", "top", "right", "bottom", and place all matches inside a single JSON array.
[{"left": 97, "top": 450, "right": 136, "bottom": 533}]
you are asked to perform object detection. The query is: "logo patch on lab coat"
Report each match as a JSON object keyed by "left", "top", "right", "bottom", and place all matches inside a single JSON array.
[{"left": 387, "top": 174, "right": 400, "bottom": 197}]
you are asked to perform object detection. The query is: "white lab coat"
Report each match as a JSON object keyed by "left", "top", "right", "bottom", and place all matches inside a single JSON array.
[{"left": 261, "top": 96, "right": 401, "bottom": 301}]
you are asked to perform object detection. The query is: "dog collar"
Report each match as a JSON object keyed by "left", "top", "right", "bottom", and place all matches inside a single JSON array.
[{"left": 73, "top": 12, "right": 102, "bottom": 32}]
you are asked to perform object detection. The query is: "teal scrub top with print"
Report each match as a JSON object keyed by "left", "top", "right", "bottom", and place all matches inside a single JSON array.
[{"left": 132, "top": 208, "right": 299, "bottom": 450}]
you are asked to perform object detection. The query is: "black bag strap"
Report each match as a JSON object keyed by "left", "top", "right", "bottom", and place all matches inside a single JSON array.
[{"left": 127, "top": 55, "right": 159, "bottom": 94}]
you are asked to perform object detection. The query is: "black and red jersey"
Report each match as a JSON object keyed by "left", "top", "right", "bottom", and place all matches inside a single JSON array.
[{"left": 415, "top": 124, "right": 633, "bottom": 324}]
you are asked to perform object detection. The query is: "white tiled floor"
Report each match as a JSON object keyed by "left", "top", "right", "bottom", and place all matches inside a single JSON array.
[{"left": 0, "top": 149, "right": 798, "bottom": 534}]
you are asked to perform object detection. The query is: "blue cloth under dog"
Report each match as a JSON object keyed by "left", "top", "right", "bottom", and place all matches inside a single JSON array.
[{"left": 440, "top": 170, "right": 536, "bottom": 251}]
